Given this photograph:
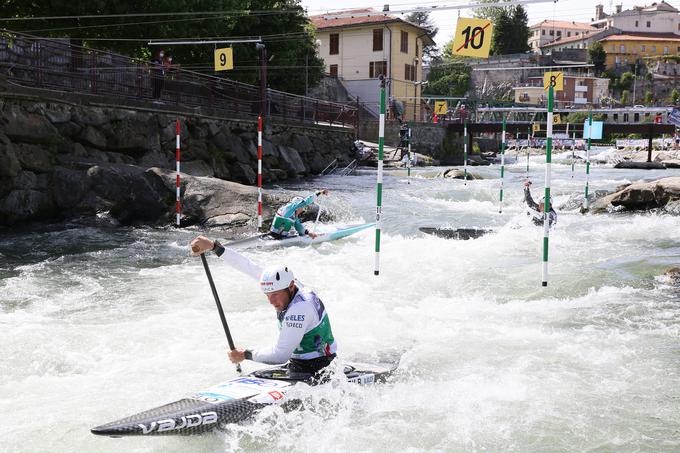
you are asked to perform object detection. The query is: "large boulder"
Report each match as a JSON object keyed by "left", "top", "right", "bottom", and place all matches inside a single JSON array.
[
  {"left": 107, "top": 118, "right": 157, "bottom": 154},
  {"left": 77, "top": 126, "right": 107, "bottom": 149},
  {"left": 2, "top": 109, "right": 60, "bottom": 145},
  {"left": 148, "top": 168, "right": 288, "bottom": 228},
  {"left": 84, "top": 164, "right": 170, "bottom": 224},
  {"left": 53, "top": 167, "right": 90, "bottom": 210},
  {"left": 614, "top": 161, "right": 666, "bottom": 170},
  {"left": 14, "top": 143, "right": 55, "bottom": 173},
  {"left": 278, "top": 146, "right": 307, "bottom": 175},
  {"left": 438, "top": 168, "right": 482, "bottom": 180},
  {"left": 0, "top": 135, "right": 21, "bottom": 178},
  {"left": 0, "top": 189, "right": 56, "bottom": 225},
  {"left": 590, "top": 177, "right": 680, "bottom": 213}
]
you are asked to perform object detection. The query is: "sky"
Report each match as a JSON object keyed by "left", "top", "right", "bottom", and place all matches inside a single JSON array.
[{"left": 300, "top": 0, "right": 672, "bottom": 49}]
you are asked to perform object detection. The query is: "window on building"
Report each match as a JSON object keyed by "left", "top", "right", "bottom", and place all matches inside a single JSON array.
[
  {"left": 623, "top": 113, "right": 629, "bottom": 122},
  {"left": 664, "top": 46, "right": 670, "bottom": 54},
  {"left": 557, "top": 30, "right": 562, "bottom": 36},
  {"left": 373, "top": 29, "right": 383, "bottom": 51},
  {"left": 404, "top": 64, "right": 416, "bottom": 81},
  {"left": 620, "top": 44, "right": 625, "bottom": 53},
  {"left": 613, "top": 113, "right": 619, "bottom": 121},
  {"left": 647, "top": 21, "right": 651, "bottom": 27},
  {"left": 329, "top": 33, "right": 339, "bottom": 55},
  {"left": 329, "top": 64, "right": 338, "bottom": 77},
  {"left": 567, "top": 31, "right": 571, "bottom": 37},
  {"left": 635, "top": 20, "right": 639, "bottom": 27},
  {"left": 369, "top": 61, "right": 387, "bottom": 78},
  {"left": 542, "top": 29, "right": 545, "bottom": 35},
  {"left": 634, "top": 113, "right": 640, "bottom": 122},
  {"left": 677, "top": 46, "right": 680, "bottom": 52},
  {"left": 550, "top": 30, "right": 554, "bottom": 36},
  {"left": 400, "top": 31, "right": 408, "bottom": 53},
  {"left": 611, "top": 45, "right": 616, "bottom": 51},
  {"left": 641, "top": 45, "right": 646, "bottom": 52},
  {"left": 651, "top": 45, "right": 657, "bottom": 52}
]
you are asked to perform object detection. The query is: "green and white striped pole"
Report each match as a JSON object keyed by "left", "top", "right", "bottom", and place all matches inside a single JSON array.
[
  {"left": 527, "top": 126, "right": 531, "bottom": 175},
  {"left": 542, "top": 85, "right": 554, "bottom": 287},
  {"left": 463, "top": 120, "right": 468, "bottom": 186},
  {"left": 407, "top": 123, "right": 412, "bottom": 184},
  {"left": 498, "top": 115, "right": 507, "bottom": 213},
  {"left": 583, "top": 112, "right": 593, "bottom": 210},
  {"left": 374, "top": 77, "right": 386, "bottom": 276},
  {"left": 571, "top": 131, "right": 576, "bottom": 179}
]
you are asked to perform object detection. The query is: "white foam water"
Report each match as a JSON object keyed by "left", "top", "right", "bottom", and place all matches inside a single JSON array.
[{"left": 1, "top": 162, "right": 679, "bottom": 452}]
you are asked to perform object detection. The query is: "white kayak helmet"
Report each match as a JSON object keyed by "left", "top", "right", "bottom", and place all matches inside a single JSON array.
[{"left": 259, "top": 265, "right": 295, "bottom": 293}]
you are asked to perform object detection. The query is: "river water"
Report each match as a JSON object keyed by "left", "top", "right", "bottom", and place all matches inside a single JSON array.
[{"left": 2, "top": 150, "right": 679, "bottom": 452}]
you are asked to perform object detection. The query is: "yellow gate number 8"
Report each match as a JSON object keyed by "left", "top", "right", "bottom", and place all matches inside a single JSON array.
[{"left": 543, "top": 72, "right": 563, "bottom": 91}]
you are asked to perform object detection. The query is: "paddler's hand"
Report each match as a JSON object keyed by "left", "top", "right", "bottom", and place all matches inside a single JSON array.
[
  {"left": 319, "top": 189, "right": 329, "bottom": 196},
  {"left": 308, "top": 231, "right": 318, "bottom": 239},
  {"left": 523, "top": 180, "right": 532, "bottom": 188},
  {"left": 190, "top": 235, "right": 214, "bottom": 255},
  {"left": 228, "top": 348, "right": 246, "bottom": 364}
]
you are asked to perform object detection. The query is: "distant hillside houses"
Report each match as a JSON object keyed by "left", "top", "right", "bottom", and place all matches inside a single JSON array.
[{"left": 537, "top": 1, "right": 680, "bottom": 71}]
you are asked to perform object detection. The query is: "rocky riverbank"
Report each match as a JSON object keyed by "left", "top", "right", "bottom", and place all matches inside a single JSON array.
[
  {"left": 588, "top": 177, "right": 680, "bottom": 214},
  {"left": 0, "top": 96, "right": 354, "bottom": 226}
]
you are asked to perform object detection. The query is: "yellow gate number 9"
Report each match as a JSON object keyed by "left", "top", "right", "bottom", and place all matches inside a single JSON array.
[{"left": 214, "top": 48, "right": 234, "bottom": 72}]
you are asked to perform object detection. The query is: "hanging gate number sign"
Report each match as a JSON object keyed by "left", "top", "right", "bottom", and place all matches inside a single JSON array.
[{"left": 452, "top": 18, "right": 493, "bottom": 58}]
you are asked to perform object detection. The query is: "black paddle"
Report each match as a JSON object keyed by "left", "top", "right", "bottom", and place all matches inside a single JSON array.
[{"left": 199, "top": 252, "right": 242, "bottom": 374}]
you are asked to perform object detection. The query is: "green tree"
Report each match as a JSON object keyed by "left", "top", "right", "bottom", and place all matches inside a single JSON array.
[
  {"left": 405, "top": 11, "right": 438, "bottom": 60},
  {"left": 490, "top": 6, "right": 530, "bottom": 55},
  {"left": 474, "top": 0, "right": 512, "bottom": 22},
  {"left": 672, "top": 88, "right": 679, "bottom": 104},
  {"left": 644, "top": 90, "right": 653, "bottom": 104},
  {"left": 490, "top": 8, "right": 513, "bottom": 55},
  {"left": 618, "top": 71, "right": 634, "bottom": 93},
  {"left": 621, "top": 90, "right": 630, "bottom": 105},
  {"left": 0, "top": 0, "right": 323, "bottom": 94},
  {"left": 588, "top": 41, "right": 607, "bottom": 76},
  {"left": 424, "top": 62, "right": 471, "bottom": 97},
  {"left": 510, "top": 6, "right": 530, "bottom": 54}
]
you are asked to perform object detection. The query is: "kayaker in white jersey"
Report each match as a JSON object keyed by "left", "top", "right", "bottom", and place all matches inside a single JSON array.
[{"left": 190, "top": 236, "right": 337, "bottom": 375}]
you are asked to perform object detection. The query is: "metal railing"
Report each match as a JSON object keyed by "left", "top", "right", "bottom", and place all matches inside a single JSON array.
[{"left": 0, "top": 29, "right": 357, "bottom": 128}]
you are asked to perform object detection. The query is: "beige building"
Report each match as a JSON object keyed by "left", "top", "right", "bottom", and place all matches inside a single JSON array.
[
  {"left": 514, "top": 75, "right": 610, "bottom": 107},
  {"left": 529, "top": 20, "right": 597, "bottom": 53},
  {"left": 592, "top": 2, "right": 680, "bottom": 33},
  {"left": 310, "top": 9, "right": 434, "bottom": 120}
]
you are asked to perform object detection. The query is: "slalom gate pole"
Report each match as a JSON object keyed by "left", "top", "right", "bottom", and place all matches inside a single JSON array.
[
  {"left": 175, "top": 118, "right": 181, "bottom": 227},
  {"left": 542, "top": 85, "right": 554, "bottom": 287},
  {"left": 257, "top": 116, "right": 263, "bottom": 229},
  {"left": 407, "top": 124, "right": 412, "bottom": 184},
  {"left": 199, "top": 254, "right": 242, "bottom": 374},
  {"left": 463, "top": 120, "right": 468, "bottom": 185},
  {"left": 527, "top": 126, "right": 531, "bottom": 176},
  {"left": 498, "top": 115, "right": 506, "bottom": 213},
  {"left": 583, "top": 112, "right": 593, "bottom": 210},
  {"left": 571, "top": 131, "right": 576, "bottom": 178},
  {"left": 374, "top": 77, "right": 386, "bottom": 276}
]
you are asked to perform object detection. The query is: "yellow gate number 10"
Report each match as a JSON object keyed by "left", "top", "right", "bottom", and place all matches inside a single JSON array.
[
  {"left": 214, "top": 48, "right": 233, "bottom": 72},
  {"left": 452, "top": 18, "right": 493, "bottom": 58}
]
